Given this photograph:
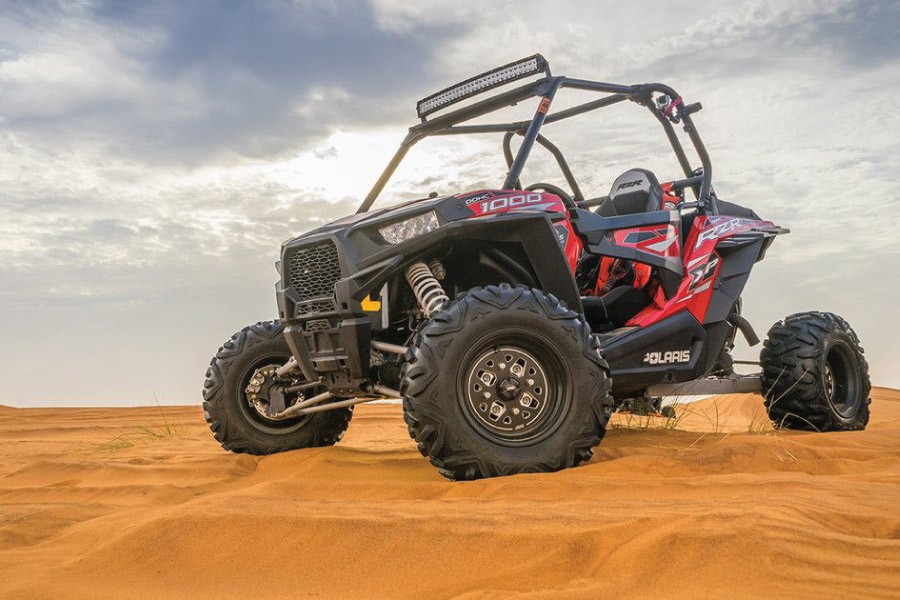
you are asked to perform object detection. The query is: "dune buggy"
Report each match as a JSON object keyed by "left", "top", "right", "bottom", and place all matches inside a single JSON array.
[{"left": 203, "top": 55, "right": 871, "bottom": 480}]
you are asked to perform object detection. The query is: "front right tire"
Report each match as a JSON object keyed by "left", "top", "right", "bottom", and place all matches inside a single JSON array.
[{"left": 401, "top": 285, "right": 614, "bottom": 481}]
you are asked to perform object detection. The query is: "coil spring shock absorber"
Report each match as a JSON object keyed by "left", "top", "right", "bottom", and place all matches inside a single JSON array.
[{"left": 405, "top": 261, "right": 449, "bottom": 318}]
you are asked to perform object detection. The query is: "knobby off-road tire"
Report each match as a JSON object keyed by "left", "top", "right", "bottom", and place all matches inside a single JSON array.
[
  {"left": 401, "top": 285, "right": 614, "bottom": 481},
  {"left": 203, "top": 321, "right": 352, "bottom": 454},
  {"left": 761, "top": 311, "right": 870, "bottom": 431}
]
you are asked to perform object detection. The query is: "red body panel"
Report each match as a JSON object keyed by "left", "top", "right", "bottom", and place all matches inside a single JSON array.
[
  {"left": 457, "top": 189, "right": 582, "bottom": 271},
  {"left": 629, "top": 215, "right": 775, "bottom": 326},
  {"left": 455, "top": 188, "right": 777, "bottom": 327},
  {"left": 610, "top": 224, "right": 681, "bottom": 260}
]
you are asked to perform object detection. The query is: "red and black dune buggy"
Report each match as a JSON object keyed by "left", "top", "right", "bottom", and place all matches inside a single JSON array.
[{"left": 203, "top": 55, "right": 871, "bottom": 480}]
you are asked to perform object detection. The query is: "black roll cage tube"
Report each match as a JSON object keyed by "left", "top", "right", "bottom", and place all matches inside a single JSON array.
[{"left": 356, "top": 75, "right": 716, "bottom": 215}]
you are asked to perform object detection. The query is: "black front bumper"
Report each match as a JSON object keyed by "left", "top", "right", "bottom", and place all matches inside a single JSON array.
[
  {"left": 282, "top": 318, "right": 371, "bottom": 395},
  {"left": 276, "top": 234, "right": 374, "bottom": 395}
]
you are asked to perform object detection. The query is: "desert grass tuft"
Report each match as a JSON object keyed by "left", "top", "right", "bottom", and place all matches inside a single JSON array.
[
  {"left": 763, "top": 366, "right": 823, "bottom": 433},
  {"left": 94, "top": 388, "right": 181, "bottom": 451},
  {"left": 746, "top": 403, "right": 771, "bottom": 433},
  {"left": 95, "top": 424, "right": 181, "bottom": 451},
  {"left": 611, "top": 396, "right": 691, "bottom": 431}
]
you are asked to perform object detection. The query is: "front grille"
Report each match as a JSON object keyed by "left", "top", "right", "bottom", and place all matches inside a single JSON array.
[
  {"left": 296, "top": 299, "right": 335, "bottom": 316},
  {"left": 285, "top": 241, "right": 342, "bottom": 302},
  {"left": 304, "top": 319, "right": 332, "bottom": 332}
]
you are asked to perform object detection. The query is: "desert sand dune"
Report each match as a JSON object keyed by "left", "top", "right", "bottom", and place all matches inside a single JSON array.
[{"left": 1, "top": 388, "right": 899, "bottom": 599}]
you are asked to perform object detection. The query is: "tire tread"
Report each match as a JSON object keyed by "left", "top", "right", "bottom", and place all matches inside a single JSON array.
[
  {"left": 202, "top": 321, "right": 352, "bottom": 455},
  {"left": 401, "top": 285, "right": 614, "bottom": 481},
  {"left": 761, "top": 311, "right": 870, "bottom": 431}
]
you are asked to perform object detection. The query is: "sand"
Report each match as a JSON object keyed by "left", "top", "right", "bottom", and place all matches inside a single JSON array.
[{"left": 1, "top": 387, "right": 899, "bottom": 599}]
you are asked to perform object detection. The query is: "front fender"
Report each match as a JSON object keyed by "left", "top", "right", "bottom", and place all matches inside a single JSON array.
[{"left": 341, "top": 212, "right": 582, "bottom": 313}]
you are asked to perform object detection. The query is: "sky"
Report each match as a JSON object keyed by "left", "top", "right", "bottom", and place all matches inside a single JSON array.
[{"left": 1, "top": 0, "right": 898, "bottom": 407}]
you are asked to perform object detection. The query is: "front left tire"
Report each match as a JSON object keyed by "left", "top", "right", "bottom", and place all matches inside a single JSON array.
[{"left": 401, "top": 285, "right": 614, "bottom": 481}]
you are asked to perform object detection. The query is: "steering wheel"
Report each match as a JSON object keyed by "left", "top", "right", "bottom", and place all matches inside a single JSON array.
[{"left": 524, "top": 183, "right": 578, "bottom": 211}]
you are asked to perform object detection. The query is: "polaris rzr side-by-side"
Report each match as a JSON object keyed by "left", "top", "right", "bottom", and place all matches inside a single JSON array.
[{"left": 203, "top": 55, "right": 871, "bottom": 480}]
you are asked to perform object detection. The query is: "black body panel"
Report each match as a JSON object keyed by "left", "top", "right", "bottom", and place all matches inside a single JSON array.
[
  {"left": 704, "top": 236, "right": 765, "bottom": 324},
  {"left": 276, "top": 197, "right": 580, "bottom": 394},
  {"left": 599, "top": 311, "right": 732, "bottom": 396}
]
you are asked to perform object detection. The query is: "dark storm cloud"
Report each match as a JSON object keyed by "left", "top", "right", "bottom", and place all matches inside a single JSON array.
[
  {"left": 810, "top": 0, "right": 900, "bottom": 67},
  {"left": 633, "top": 0, "right": 900, "bottom": 80},
  {"left": 1, "top": 0, "right": 461, "bottom": 164}
]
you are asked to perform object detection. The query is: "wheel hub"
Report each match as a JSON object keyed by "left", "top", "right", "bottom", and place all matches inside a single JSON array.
[
  {"left": 824, "top": 362, "right": 836, "bottom": 400},
  {"left": 245, "top": 364, "right": 290, "bottom": 419},
  {"left": 496, "top": 377, "right": 522, "bottom": 401},
  {"left": 824, "top": 343, "right": 859, "bottom": 417},
  {"left": 464, "top": 345, "right": 550, "bottom": 439}
]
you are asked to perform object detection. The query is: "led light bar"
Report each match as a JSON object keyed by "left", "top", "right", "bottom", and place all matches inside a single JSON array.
[{"left": 416, "top": 54, "right": 549, "bottom": 119}]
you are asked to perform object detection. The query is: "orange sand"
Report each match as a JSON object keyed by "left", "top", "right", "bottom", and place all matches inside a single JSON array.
[{"left": 1, "top": 387, "right": 899, "bottom": 599}]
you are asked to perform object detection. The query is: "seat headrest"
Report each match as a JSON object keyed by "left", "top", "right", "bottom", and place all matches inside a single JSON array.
[{"left": 597, "top": 169, "right": 663, "bottom": 217}]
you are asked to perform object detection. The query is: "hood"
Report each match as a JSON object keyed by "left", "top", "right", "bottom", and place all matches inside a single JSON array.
[
  {"left": 285, "top": 194, "right": 452, "bottom": 244},
  {"left": 283, "top": 189, "right": 568, "bottom": 246}
]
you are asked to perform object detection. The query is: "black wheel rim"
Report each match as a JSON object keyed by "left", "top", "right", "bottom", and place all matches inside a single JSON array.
[
  {"left": 824, "top": 342, "right": 861, "bottom": 418},
  {"left": 458, "top": 331, "right": 571, "bottom": 446},
  {"left": 235, "top": 353, "right": 314, "bottom": 434}
]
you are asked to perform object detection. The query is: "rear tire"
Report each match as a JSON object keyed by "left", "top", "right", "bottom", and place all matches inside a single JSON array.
[
  {"left": 761, "top": 312, "right": 870, "bottom": 431},
  {"left": 401, "top": 285, "right": 614, "bottom": 481},
  {"left": 203, "top": 321, "right": 353, "bottom": 454}
]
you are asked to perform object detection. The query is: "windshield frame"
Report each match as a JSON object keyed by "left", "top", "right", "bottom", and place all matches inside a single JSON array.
[{"left": 356, "top": 74, "right": 715, "bottom": 215}]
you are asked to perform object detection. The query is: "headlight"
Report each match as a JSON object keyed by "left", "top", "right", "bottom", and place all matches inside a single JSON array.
[{"left": 378, "top": 211, "right": 439, "bottom": 244}]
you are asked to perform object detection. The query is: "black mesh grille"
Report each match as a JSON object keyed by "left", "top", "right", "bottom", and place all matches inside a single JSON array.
[
  {"left": 296, "top": 299, "right": 335, "bottom": 316},
  {"left": 304, "top": 319, "right": 332, "bottom": 331},
  {"left": 285, "top": 241, "right": 342, "bottom": 302}
]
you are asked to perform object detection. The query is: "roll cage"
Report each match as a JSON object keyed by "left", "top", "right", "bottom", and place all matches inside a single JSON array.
[{"left": 356, "top": 54, "right": 718, "bottom": 215}]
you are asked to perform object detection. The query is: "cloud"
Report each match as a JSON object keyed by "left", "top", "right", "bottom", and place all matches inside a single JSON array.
[
  {"left": 1, "top": 0, "right": 898, "bottom": 406},
  {"left": 0, "top": 0, "right": 462, "bottom": 165}
]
